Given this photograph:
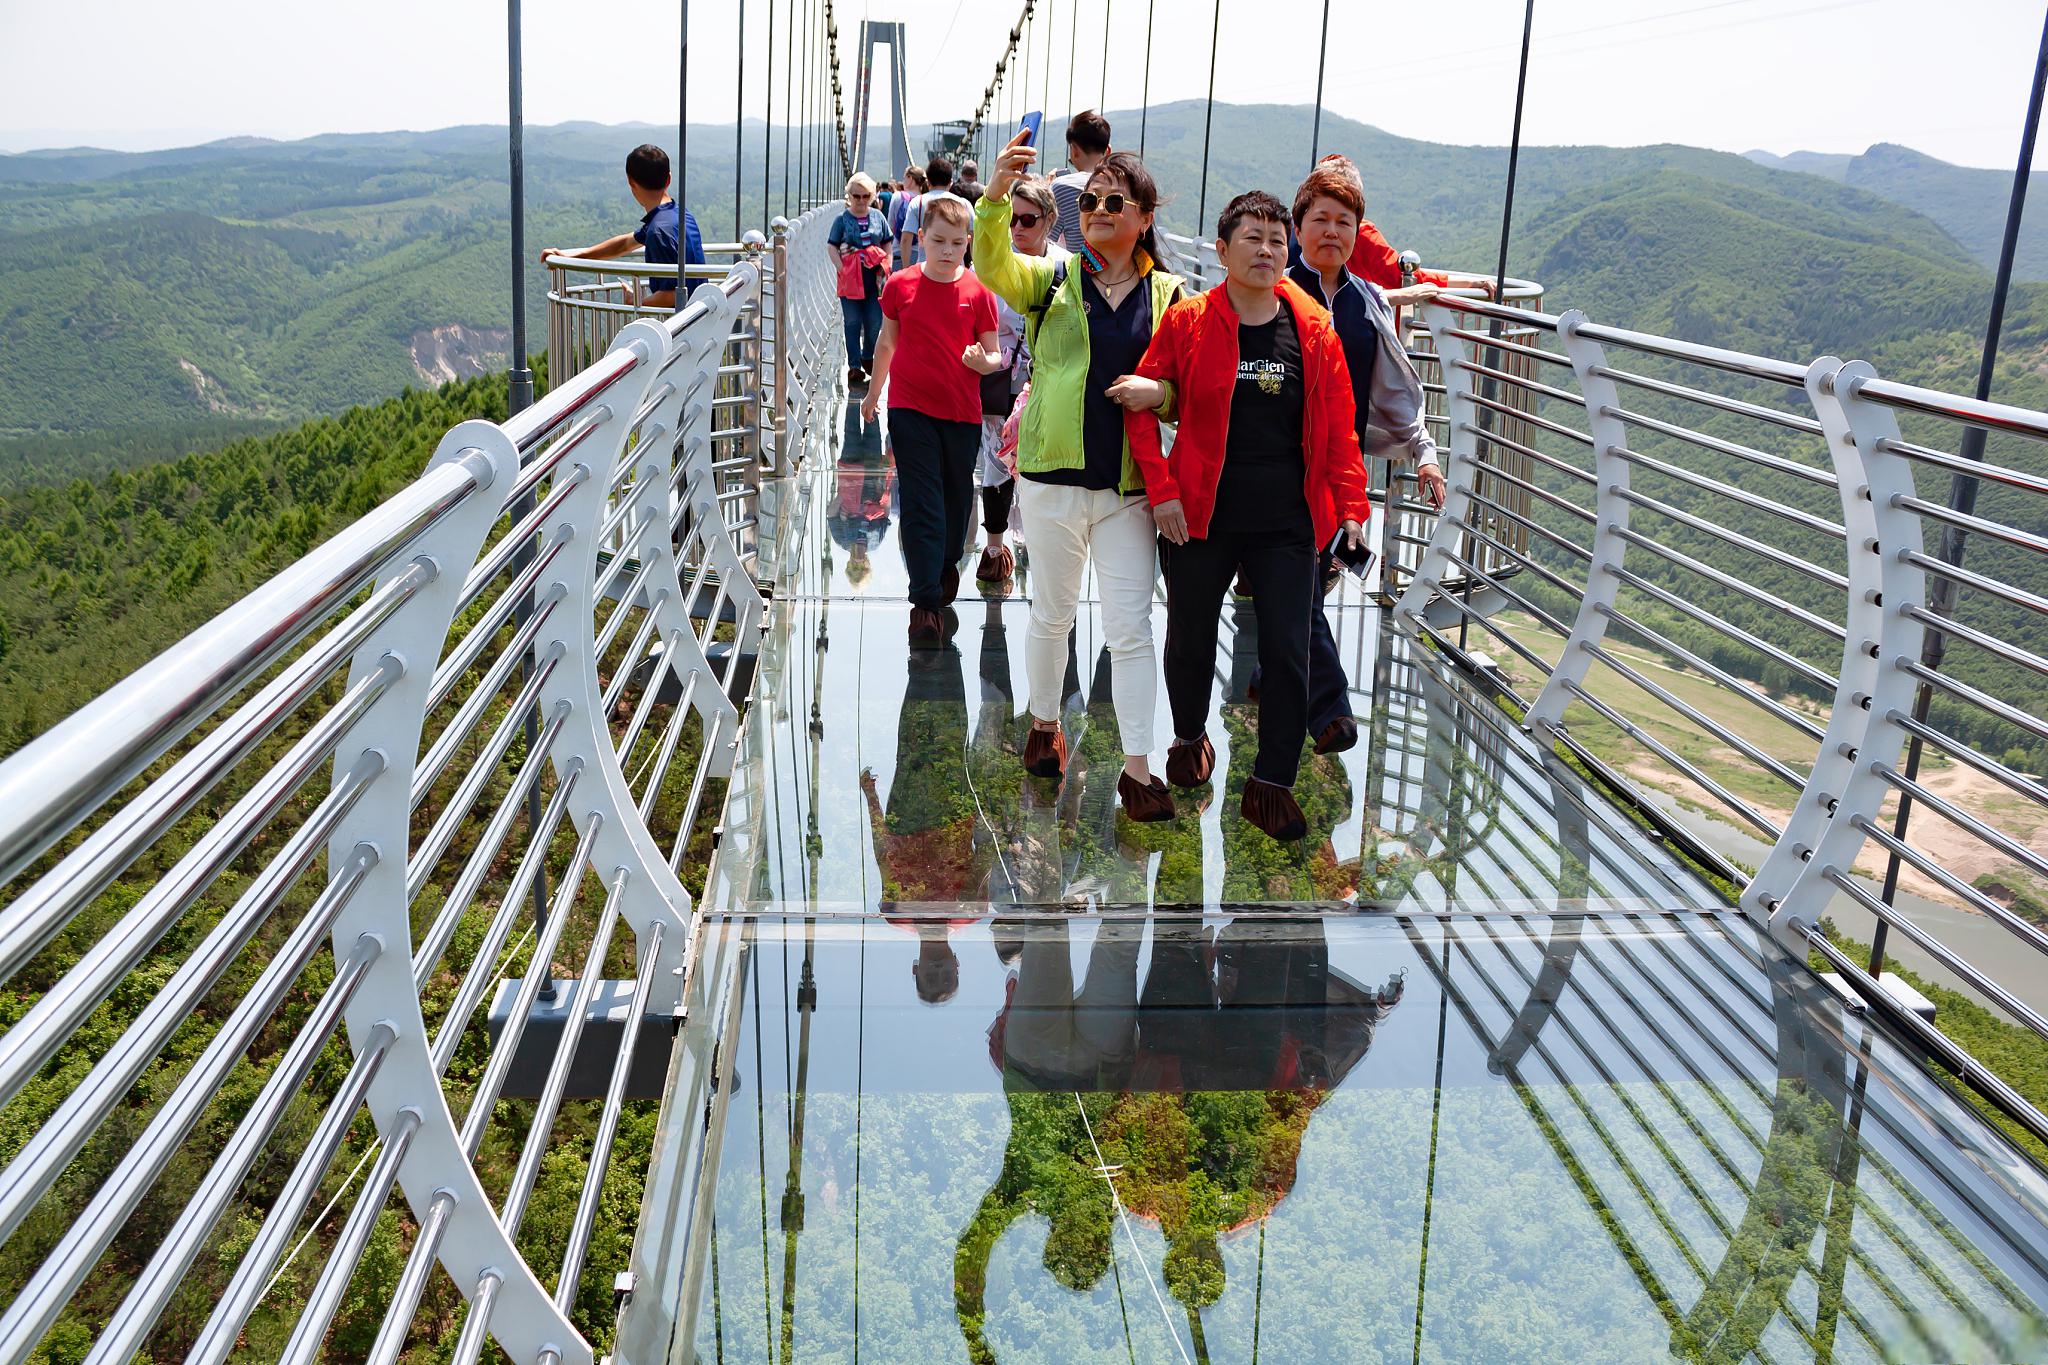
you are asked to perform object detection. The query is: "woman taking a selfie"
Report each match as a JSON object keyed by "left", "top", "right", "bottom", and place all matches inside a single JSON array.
[{"left": 972, "top": 125, "right": 1186, "bottom": 823}]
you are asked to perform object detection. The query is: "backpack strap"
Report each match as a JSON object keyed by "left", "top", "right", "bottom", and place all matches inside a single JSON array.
[{"left": 1026, "top": 259, "right": 1069, "bottom": 335}]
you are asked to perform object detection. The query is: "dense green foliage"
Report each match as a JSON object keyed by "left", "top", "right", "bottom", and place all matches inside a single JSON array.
[{"left": 1750, "top": 142, "right": 2048, "bottom": 280}]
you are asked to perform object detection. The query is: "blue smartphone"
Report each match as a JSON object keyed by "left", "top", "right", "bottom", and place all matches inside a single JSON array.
[{"left": 1020, "top": 110, "right": 1044, "bottom": 149}]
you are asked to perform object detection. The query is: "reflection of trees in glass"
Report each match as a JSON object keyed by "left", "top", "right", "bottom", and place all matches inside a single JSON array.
[{"left": 956, "top": 921, "right": 1402, "bottom": 1361}]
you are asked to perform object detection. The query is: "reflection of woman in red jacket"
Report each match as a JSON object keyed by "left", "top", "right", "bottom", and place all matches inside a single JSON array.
[{"left": 1112, "top": 190, "right": 1370, "bottom": 842}]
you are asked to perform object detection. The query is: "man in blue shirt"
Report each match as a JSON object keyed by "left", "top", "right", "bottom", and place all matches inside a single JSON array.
[{"left": 542, "top": 144, "right": 706, "bottom": 309}]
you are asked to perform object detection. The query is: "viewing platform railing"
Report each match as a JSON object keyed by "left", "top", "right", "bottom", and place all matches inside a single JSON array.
[
  {"left": 1159, "top": 227, "right": 1546, "bottom": 602},
  {"left": 0, "top": 190, "right": 2045, "bottom": 1363},
  {"left": 0, "top": 203, "right": 842, "bottom": 1365}
]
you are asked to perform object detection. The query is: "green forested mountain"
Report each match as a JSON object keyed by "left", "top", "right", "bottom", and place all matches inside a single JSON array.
[
  {"left": 2, "top": 102, "right": 2039, "bottom": 451},
  {"left": 1748, "top": 141, "right": 2048, "bottom": 281}
]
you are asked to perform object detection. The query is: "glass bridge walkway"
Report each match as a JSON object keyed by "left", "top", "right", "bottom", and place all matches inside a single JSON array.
[{"left": 611, "top": 398, "right": 2048, "bottom": 1364}]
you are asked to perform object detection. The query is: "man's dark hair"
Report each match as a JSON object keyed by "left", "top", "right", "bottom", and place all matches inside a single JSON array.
[
  {"left": 1066, "top": 110, "right": 1112, "bottom": 157},
  {"left": 625, "top": 144, "right": 671, "bottom": 192},
  {"left": 926, "top": 156, "right": 954, "bottom": 188},
  {"left": 1217, "top": 189, "right": 1290, "bottom": 244},
  {"left": 959, "top": 159, "right": 979, "bottom": 181}
]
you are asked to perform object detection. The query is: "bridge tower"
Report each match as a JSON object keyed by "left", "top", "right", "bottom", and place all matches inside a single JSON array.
[{"left": 850, "top": 20, "right": 914, "bottom": 182}]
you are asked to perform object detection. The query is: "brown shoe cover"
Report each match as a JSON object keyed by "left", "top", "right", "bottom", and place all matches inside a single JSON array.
[
  {"left": 941, "top": 562, "right": 961, "bottom": 605},
  {"left": 976, "top": 544, "right": 1015, "bottom": 582},
  {"left": 1241, "top": 777, "right": 1307, "bottom": 841},
  {"left": 1023, "top": 723, "right": 1067, "bottom": 779},
  {"left": 1117, "top": 772, "right": 1174, "bottom": 822},
  {"left": 908, "top": 606, "right": 944, "bottom": 648},
  {"left": 1314, "top": 715, "right": 1359, "bottom": 755},
  {"left": 1166, "top": 734, "right": 1215, "bottom": 789}
]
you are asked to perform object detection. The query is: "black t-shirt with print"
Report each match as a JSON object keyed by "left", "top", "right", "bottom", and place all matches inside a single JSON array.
[{"left": 1210, "top": 307, "right": 1310, "bottom": 535}]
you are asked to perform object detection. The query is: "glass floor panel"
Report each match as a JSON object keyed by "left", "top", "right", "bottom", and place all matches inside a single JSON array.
[
  {"left": 618, "top": 415, "right": 2048, "bottom": 1362},
  {"left": 707, "top": 589, "right": 1717, "bottom": 919},
  {"left": 625, "top": 911, "right": 2048, "bottom": 1364}
]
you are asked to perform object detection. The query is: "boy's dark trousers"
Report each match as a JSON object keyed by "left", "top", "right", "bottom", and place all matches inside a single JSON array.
[
  {"left": 889, "top": 406, "right": 979, "bottom": 610},
  {"left": 1161, "top": 531, "right": 1316, "bottom": 787}
]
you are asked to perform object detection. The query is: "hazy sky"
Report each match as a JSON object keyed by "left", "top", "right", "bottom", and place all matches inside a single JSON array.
[{"left": 2, "top": 0, "right": 2044, "bottom": 169}]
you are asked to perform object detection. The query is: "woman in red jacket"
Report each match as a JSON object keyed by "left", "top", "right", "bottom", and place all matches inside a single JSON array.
[{"left": 1110, "top": 190, "right": 1370, "bottom": 842}]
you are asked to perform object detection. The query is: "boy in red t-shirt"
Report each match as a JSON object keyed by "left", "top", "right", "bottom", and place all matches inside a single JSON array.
[{"left": 862, "top": 195, "right": 1003, "bottom": 646}]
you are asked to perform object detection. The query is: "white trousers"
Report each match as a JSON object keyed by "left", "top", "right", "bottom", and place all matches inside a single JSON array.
[{"left": 1016, "top": 479, "right": 1157, "bottom": 756}]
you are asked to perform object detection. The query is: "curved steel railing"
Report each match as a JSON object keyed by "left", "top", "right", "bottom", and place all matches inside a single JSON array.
[
  {"left": 1402, "top": 292, "right": 2048, "bottom": 1147},
  {"left": 0, "top": 203, "right": 843, "bottom": 1364}
]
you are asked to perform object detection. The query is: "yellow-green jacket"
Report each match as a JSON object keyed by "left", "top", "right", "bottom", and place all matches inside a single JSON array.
[{"left": 972, "top": 193, "right": 1184, "bottom": 494}]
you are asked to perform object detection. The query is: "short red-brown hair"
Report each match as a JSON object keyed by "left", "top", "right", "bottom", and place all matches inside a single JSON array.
[{"left": 1291, "top": 161, "right": 1365, "bottom": 226}]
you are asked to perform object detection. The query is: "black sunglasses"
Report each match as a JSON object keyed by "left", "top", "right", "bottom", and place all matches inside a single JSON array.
[
  {"left": 1011, "top": 212, "right": 1044, "bottom": 229},
  {"left": 1077, "top": 191, "right": 1130, "bottom": 215}
]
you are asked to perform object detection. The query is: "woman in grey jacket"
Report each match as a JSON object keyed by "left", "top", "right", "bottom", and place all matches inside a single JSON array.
[{"left": 1282, "top": 159, "right": 1449, "bottom": 754}]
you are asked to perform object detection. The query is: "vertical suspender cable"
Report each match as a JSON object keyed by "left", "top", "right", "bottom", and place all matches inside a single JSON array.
[
  {"left": 1138, "top": 0, "right": 1154, "bottom": 156},
  {"left": 1043, "top": 0, "right": 1055, "bottom": 125},
  {"left": 1491, "top": 0, "right": 1535, "bottom": 300},
  {"left": 735, "top": 0, "right": 747, "bottom": 239},
  {"left": 506, "top": 0, "right": 547, "bottom": 942},
  {"left": 1309, "top": 0, "right": 1330, "bottom": 166},
  {"left": 1065, "top": 0, "right": 1079, "bottom": 130},
  {"left": 1099, "top": 0, "right": 1111, "bottom": 111},
  {"left": 784, "top": 0, "right": 796, "bottom": 213},
  {"left": 764, "top": 0, "right": 776, "bottom": 222},
  {"left": 1195, "top": 0, "right": 1221, "bottom": 235},
  {"left": 1464, "top": 0, "right": 1535, "bottom": 654},
  {"left": 1872, "top": 4, "right": 2048, "bottom": 974},
  {"left": 680, "top": 0, "right": 692, "bottom": 219}
]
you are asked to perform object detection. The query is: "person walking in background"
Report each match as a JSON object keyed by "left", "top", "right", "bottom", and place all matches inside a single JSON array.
[
  {"left": 540, "top": 143, "right": 705, "bottom": 309},
  {"left": 975, "top": 175, "right": 1069, "bottom": 588},
  {"left": 901, "top": 156, "right": 962, "bottom": 267},
  {"left": 828, "top": 172, "right": 895, "bottom": 386},
  {"left": 1050, "top": 111, "right": 1113, "bottom": 253},
  {"left": 977, "top": 129, "right": 1185, "bottom": 823},
  {"left": 875, "top": 179, "right": 896, "bottom": 220},
  {"left": 861, "top": 195, "right": 1003, "bottom": 647},
  {"left": 1278, "top": 160, "right": 1447, "bottom": 754},
  {"left": 891, "top": 165, "right": 927, "bottom": 267},
  {"left": 955, "top": 159, "right": 985, "bottom": 206},
  {"left": 1118, "top": 191, "right": 1370, "bottom": 842}
]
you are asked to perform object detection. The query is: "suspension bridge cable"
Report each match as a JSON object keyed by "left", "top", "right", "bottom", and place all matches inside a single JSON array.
[
  {"left": 783, "top": 0, "right": 795, "bottom": 212},
  {"left": 1043, "top": 0, "right": 1056, "bottom": 126},
  {"left": 734, "top": 0, "right": 747, "bottom": 239},
  {"left": 1309, "top": 0, "right": 1331, "bottom": 165},
  {"left": 1099, "top": 0, "right": 1112, "bottom": 110},
  {"left": 1065, "top": 0, "right": 1079, "bottom": 130},
  {"left": 1138, "top": 0, "right": 1154, "bottom": 155},
  {"left": 1873, "top": 3, "right": 2048, "bottom": 971},
  {"left": 1195, "top": 0, "right": 1222, "bottom": 234},
  {"left": 764, "top": 0, "right": 776, "bottom": 226},
  {"left": 679, "top": 0, "right": 691, "bottom": 225},
  {"left": 1492, "top": 0, "right": 1535, "bottom": 299}
]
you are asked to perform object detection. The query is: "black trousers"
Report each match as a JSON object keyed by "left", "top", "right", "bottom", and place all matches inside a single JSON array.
[
  {"left": 1162, "top": 529, "right": 1316, "bottom": 786},
  {"left": 1306, "top": 596, "right": 1351, "bottom": 735},
  {"left": 889, "top": 406, "right": 978, "bottom": 610},
  {"left": 981, "top": 477, "right": 1015, "bottom": 535}
]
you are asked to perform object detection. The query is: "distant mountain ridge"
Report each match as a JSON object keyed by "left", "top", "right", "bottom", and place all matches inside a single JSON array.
[
  {"left": 0, "top": 104, "right": 2039, "bottom": 448},
  {"left": 1744, "top": 141, "right": 2048, "bottom": 279}
]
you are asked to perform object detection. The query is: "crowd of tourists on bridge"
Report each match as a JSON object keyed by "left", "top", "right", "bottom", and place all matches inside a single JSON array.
[{"left": 829, "top": 111, "right": 1479, "bottom": 845}]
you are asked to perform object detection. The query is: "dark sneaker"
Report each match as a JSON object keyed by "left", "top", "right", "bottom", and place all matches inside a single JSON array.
[
  {"left": 1242, "top": 777, "right": 1307, "bottom": 841},
  {"left": 1166, "top": 734, "right": 1215, "bottom": 789},
  {"left": 941, "top": 562, "right": 961, "bottom": 606},
  {"left": 1314, "top": 715, "right": 1359, "bottom": 755},
  {"left": 908, "top": 606, "right": 944, "bottom": 648},
  {"left": 976, "top": 544, "right": 1014, "bottom": 582},
  {"left": 1023, "top": 723, "right": 1067, "bottom": 779},
  {"left": 848, "top": 366, "right": 868, "bottom": 386},
  {"left": 1117, "top": 771, "right": 1174, "bottom": 822}
]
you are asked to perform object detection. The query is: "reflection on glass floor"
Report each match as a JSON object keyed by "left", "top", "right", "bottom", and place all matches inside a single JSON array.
[
  {"left": 628, "top": 912, "right": 2048, "bottom": 1363},
  {"left": 708, "top": 585, "right": 1715, "bottom": 918},
  {"left": 623, "top": 414, "right": 2048, "bottom": 1363}
]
